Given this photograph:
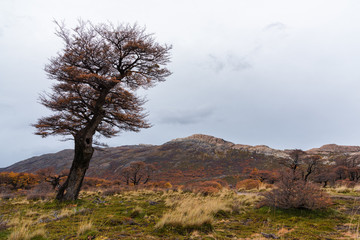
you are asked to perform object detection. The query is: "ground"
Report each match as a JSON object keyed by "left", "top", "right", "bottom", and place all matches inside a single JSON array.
[{"left": 1, "top": 187, "right": 360, "bottom": 240}]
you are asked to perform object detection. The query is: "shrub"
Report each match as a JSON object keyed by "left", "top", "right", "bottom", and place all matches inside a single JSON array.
[
  {"left": 26, "top": 182, "right": 53, "bottom": 200},
  {"left": 147, "top": 181, "right": 172, "bottom": 189},
  {"left": 335, "top": 180, "right": 355, "bottom": 188},
  {"left": 82, "top": 177, "right": 113, "bottom": 189},
  {"left": 183, "top": 181, "right": 224, "bottom": 195},
  {"left": 260, "top": 171, "right": 332, "bottom": 210},
  {"left": 101, "top": 187, "right": 123, "bottom": 196},
  {"left": 236, "top": 179, "right": 261, "bottom": 190},
  {"left": 0, "top": 193, "right": 15, "bottom": 200}
]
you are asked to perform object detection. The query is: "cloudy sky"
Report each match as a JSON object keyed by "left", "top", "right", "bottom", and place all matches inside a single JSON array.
[{"left": 1, "top": 0, "right": 360, "bottom": 167}]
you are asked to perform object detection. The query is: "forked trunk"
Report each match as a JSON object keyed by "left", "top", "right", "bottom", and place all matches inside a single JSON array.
[{"left": 56, "top": 135, "right": 94, "bottom": 201}]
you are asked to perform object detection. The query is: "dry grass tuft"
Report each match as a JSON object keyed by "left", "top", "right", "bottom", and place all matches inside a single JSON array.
[
  {"left": 8, "top": 219, "right": 46, "bottom": 240},
  {"left": 156, "top": 194, "right": 231, "bottom": 231},
  {"left": 8, "top": 223, "right": 29, "bottom": 240},
  {"left": 131, "top": 206, "right": 144, "bottom": 218},
  {"left": 29, "top": 228, "right": 47, "bottom": 239},
  {"left": 57, "top": 208, "right": 75, "bottom": 219},
  {"left": 77, "top": 219, "right": 93, "bottom": 236}
]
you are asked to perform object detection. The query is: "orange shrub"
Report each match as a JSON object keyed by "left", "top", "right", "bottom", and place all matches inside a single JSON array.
[
  {"left": 236, "top": 179, "right": 261, "bottom": 190},
  {"left": 147, "top": 181, "right": 173, "bottom": 189},
  {"left": 183, "top": 180, "right": 224, "bottom": 195},
  {"left": 0, "top": 172, "right": 39, "bottom": 190},
  {"left": 82, "top": 177, "right": 113, "bottom": 189}
]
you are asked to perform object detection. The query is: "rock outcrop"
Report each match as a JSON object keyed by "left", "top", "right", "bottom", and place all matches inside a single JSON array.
[{"left": 307, "top": 144, "right": 360, "bottom": 155}]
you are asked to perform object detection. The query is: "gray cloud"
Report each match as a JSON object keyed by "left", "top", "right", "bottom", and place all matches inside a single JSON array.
[
  {"left": 226, "top": 54, "right": 252, "bottom": 71},
  {"left": 159, "top": 108, "right": 214, "bottom": 125},
  {"left": 263, "top": 22, "right": 287, "bottom": 31},
  {"left": 206, "top": 54, "right": 251, "bottom": 73},
  {"left": 208, "top": 54, "right": 225, "bottom": 73}
]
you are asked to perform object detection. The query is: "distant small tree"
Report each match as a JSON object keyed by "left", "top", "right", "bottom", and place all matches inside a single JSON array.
[
  {"left": 280, "top": 149, "right": 306, "bottom": 174},
  {"left": 36, "top": 167, "right": 68, "bottom": 190},
  {"left": 120, "top": 161, "right": 155, "bottom": 185},
  {"left": 334, "top": 165, "right": 349, "bottom": 180},
  {"left": 348, "top": 167, "right": 360, "bottom": 182},
  {"left": 313, "top": 165, "right": 337, "bottom": 187},
  {"left": 302, "top": 155, "right": 322, "bottom": 182},
  {"left": 33, "top": 20, "right": 171, "bottom": 201}
]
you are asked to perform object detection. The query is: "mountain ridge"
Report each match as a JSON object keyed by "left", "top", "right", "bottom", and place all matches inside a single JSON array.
[{"left": 2, "top": 134, "right": 360, "bottom": 183}]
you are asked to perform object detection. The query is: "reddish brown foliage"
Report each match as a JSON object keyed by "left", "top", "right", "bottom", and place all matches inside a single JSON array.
[
  {"left": 236, "top": 179, "right": 262, "bottom": 190},
  {"left": 146, "top": 181, "right": 172, "bottom": 189},
  {"left": 120, "top": 161, "right": 155, "bottom": 185},
  {"left": 82, "top": 177, "right": 113, "bottom": 189},
  {"left": 260, "top": 171, "right": 332, "bottom": 210},
  {"left": 249, "top": 168, "right": 279, "bottom": 184},
  {"left": 0, "top": 172, "right": 39, "bottom": 190},
  {"left": 183, "top": 180, "right": 224, "bottom": 195}
]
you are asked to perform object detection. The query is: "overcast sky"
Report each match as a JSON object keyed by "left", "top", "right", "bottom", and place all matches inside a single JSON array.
[{"left": 1, "top": 0, "right": 360, "bottom": 167}]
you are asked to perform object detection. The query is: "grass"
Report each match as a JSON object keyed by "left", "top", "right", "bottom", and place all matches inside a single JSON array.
[
  {"left": 324, "top": 184, "right": 360, "bottom": 197},
  {"left": 77, "top": 219, "right": 93, "bottom": 236},
  {"left": 7, "top": 219, "right": 47, "bottom": 240},
  {"left": 0, "top": 187, "right": 359, "bottom": 239},
  {"left": 155, "top": 194, "right": 231, "bottom": 232}
]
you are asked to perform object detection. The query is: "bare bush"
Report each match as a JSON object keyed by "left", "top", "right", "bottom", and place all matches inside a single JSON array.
[
  {"left": 26, "top": 182, "right": 53, "bottom": 200},
  {"left": 101, "top": 187, "right": 123, "bottom": 196},
  {"left": 260, "top": 171, "right": 332, "bottom": 210}
]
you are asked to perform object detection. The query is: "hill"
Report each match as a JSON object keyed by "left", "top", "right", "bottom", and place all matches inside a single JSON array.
[
  {"left": 1, "top": 134, "right": 286, "bottom": 184},
  {"left": 2, "top": 134, "right": 360, "bottom": 184}
]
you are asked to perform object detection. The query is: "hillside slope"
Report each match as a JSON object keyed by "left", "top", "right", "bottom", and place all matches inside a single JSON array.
[
  {"left": 3, "top": 134, "right": 360, "bottom": 183},
  {"left": 1, "top": 135, "right": 286, "bottom": 183}
]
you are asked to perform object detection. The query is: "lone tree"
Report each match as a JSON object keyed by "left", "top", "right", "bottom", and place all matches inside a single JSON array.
[
  {"left": 120, "top": 161, "right": 156, "bottom": 185},
  {"left": 33, "top": 20, "right": 171, "bottom": 201}
]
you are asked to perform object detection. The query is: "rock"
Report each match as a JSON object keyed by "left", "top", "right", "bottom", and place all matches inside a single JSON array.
[
  {"left": 307, "top": 144, "right": 360, "bottom": 154},
  {"left": 261, "top": 232, "right": 280, "bottom": 239},
  {"left": 171, "top": 134, "right": 235, "bottom": 148},
  {"left": 149, "top": 201, "right": 158, "bottom": 205}
]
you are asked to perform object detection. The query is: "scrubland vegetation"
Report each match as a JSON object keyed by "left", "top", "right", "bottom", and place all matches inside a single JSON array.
[
  {"left": 3, "top": 150, "right": 360, "bottom": 239},
  {"left": 0, "top": 180, "right": 360, "bottom": 239}
]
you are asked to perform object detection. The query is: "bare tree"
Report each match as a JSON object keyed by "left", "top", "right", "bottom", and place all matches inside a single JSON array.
[
  {"left": 36, "top": 167, "right": 69, "bottom": 190},
  {"left": 33, "top": 20, "right": 171, "bottom": 201},
  {"left": 280, "top": 149, "right": 306, "bottom": 175},
  {"left": 120, "top": 161, "right": 155, "bottom": 185},
  {"left": 303, "top": 155, "right": 322, "bottom": 182}
]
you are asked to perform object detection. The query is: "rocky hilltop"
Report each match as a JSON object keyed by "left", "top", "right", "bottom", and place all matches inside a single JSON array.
[
  {"left": 171, "top": 134, "right": 235, "bottom": 148},
  {"left": 307, "top": 144, "right": 360, "bottom": 154},
  {"left": 172, "top": 134, "right": 288, "bottom": 158}
]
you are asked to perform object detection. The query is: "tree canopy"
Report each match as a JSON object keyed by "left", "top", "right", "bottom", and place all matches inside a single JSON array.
[{"left": 34, "top": 20, "right": 171, "bottom": 140}]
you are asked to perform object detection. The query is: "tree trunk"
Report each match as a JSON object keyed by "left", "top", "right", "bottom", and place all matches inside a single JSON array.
[
  {"left": 56, "top": 134, "right": 94, "bottom": 201},
  {"left": 56, "top": 90, "right": 109, "bottom": 201}
]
